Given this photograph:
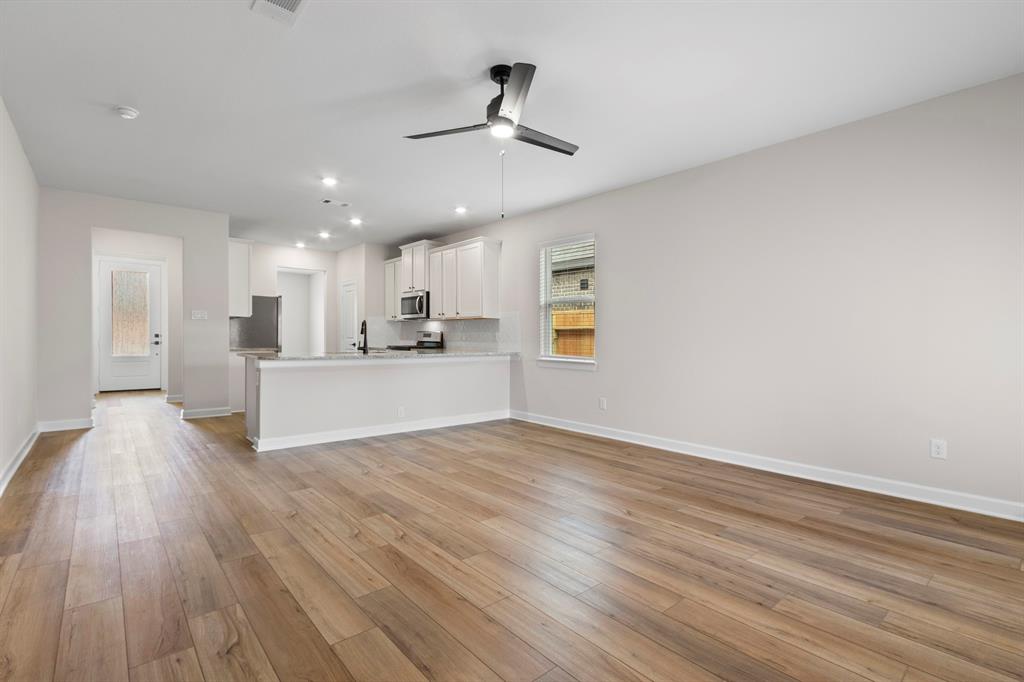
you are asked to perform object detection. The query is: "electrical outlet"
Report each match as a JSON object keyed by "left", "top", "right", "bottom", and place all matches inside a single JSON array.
[
  {"left": 598, "top": 397, "right": 607, "bottom": 411},
  {"left": 929, "top": 438, "right": 947, "bottom": 460},
  {"left": 190, "top": 310, "right": 208, "bottom": 320},
  {"left": 397, "top": 405, "right": 406, "bottom": 418}
]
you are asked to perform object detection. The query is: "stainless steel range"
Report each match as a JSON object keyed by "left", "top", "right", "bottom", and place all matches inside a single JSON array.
[{"left": 387, "top": 330, "right": 444, "bottom": 353}]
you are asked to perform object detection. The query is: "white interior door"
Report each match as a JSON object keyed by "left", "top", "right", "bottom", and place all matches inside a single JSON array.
[
  {"left": 340, "top": 281, "right": 358, "bottom": 350},
  {"left": 98, "top": 258, "right": 162, "bottom": 391}
]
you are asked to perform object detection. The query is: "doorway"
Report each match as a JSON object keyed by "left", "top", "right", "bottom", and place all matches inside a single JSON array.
[
  {"left": 339, "top": 280, "right": 358, "bottom": 351},
  {"left": 97, "top": 257, "right": 163, "bottom": 391},
  {"left": 277, "top": 267, "right": 326, "bottom": 356}
]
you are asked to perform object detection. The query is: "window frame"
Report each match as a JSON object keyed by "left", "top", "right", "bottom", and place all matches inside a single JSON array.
[{"left": 538, "top": 233, "right": 597, "bottom": 368}]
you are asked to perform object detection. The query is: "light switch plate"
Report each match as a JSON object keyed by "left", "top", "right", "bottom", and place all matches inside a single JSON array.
[{"left": 191, "top": 310, "right": 208, "bottom": 320}]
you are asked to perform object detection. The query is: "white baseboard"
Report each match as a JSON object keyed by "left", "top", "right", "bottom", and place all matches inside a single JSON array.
[
  {"left": 510, "top": 411, "right": 1023, "bottom": 522},
  {"left": 253, "top": 409, "right": 511, "bottom": 453},
  {"left": 38, "top": 417, "right": 95, "bottom": 432},
  {"left": 166, "top": 394, "right": 183, "bottom": 403},
  {"left": 0, "top": 429, "right": 39, "bottom": 498},
  {"left": 180, "top": 406, "right": 232, "bottom": 420}
]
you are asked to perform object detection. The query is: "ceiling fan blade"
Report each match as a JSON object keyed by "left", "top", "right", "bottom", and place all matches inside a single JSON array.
[
  {"left": 514, "top": 125, "right": 579, "bottom": 156},
  {"left": 405, "top": 123, "right": 488, "bottom": 139},
  {"left": 498, "top": 62, "right": 536, "bottom": 125}
]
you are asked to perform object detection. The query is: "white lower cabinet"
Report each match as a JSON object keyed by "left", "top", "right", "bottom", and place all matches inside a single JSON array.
[{"left": 229, "top": 352, "right": 246, "bottom": 413}]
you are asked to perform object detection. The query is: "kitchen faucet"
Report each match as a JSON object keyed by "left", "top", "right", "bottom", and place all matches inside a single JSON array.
[{"left": 358, "top": 320, "right": 368, "bottom": 354}]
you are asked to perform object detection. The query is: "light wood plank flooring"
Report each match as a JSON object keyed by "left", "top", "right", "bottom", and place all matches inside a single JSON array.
[{"left": 0, "top": 390, "right": 1021, "bottom": 682}]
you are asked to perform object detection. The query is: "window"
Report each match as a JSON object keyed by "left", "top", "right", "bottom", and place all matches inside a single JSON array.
[{"left": 540, "top": 235, "right": 596, "bottom": 363}]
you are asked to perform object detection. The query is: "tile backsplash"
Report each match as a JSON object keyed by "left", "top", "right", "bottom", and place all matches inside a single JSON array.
[{"left": 367, "top": 311, "right": 521, "bottom": 352}]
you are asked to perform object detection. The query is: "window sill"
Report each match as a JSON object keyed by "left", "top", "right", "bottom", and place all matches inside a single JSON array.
[{"left": 537, "top": 356, "right": 597, "bottom": 371}]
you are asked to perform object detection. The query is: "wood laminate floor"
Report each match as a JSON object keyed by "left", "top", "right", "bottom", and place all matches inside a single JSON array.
[{"left": 0, "top": 391, "right": 1021, "bottom": 682}]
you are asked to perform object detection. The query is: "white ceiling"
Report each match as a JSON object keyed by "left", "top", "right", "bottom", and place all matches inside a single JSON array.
[{"left": 1, "top": 1, "right": 1020, "bottom": 251}]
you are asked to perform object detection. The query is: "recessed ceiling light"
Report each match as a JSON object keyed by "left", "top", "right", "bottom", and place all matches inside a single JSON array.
[
  {"left": 454, "top": 206, "right": 467, "bottom": 215},
  {"left": 318, "top": 231, "right": 330, "bottom": 239},
  {"left": 321, "top": 177, "right": 338, "bottom": 187},
  {"left": 115, "top": 105, "right": 140, "bottom": 120},
  {"left": 349, "top": 218, "right": 363, "bottom": 227},
  {"left": 295, "top": 241, "right": 305, "bottom": 248}
]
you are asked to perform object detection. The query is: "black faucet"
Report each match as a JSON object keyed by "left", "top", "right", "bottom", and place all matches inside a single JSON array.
[{"left": 358, "top": 320, "right": 368, "bottom": 354}]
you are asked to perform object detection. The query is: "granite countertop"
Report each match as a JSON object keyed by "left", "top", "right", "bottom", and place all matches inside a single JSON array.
[
  {"left": 230, "top": 347, "right": 279, "bottom": 353},
  {"left": 239, "top": 348, "right": 517, "bottom": 361}
]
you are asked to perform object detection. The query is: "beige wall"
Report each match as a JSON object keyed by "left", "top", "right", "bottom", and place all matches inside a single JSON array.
[
  {"left": 91, "top": 228, "right": 183, "bottom": 399},
  {"left": 38, "top": 189, "right": 229, "bottom": 419},
  {"left": 362, "top": 243, "right": 389, "bottom": 319},
  {"left": 442, "top": 75, "right": 1023, "bottom": 507},
  {"left": 0, "top": 95, "right": 38, "bottom": 488},
  {"left": 335, "top": 242, "right": 390, "bottom": 324},
  {"left": 336, "top": 243, "right": 366, "bottom": 323},
  {"left": 250, "top": 242, "right": 339, "bottom": 352}
]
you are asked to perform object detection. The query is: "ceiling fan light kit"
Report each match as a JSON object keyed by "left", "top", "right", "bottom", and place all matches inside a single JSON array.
[{"left": 405, "top": 62, "right": 579, "bottom": 156}]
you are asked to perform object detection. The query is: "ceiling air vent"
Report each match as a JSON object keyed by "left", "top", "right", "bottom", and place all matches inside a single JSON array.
[{"left": 250, "top": 0, "right": 306, "bottom": 26}]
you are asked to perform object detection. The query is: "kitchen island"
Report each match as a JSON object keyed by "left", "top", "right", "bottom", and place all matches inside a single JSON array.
[{"left": 242, "top": 350, "right": 515, "bottom": 452}]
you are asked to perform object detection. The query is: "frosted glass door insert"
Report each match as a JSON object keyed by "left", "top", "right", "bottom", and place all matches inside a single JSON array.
[{"left": 111, "top": 270, "right": 150, "bottom": 356}]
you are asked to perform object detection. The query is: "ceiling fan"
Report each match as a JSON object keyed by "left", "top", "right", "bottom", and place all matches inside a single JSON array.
[{"left": 405, "top": 63, "right": 579, "bottom": 156}]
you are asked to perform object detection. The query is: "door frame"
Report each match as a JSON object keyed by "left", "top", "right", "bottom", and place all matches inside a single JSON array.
[
  {"left": 93, "top": 253, "right": 169, "bottom": 393},
  {"left": 339, "top": 279, "right": 359, "bottom": 351},
  {"left": 276, "top": 266, "right": 327, "bottom": 355}
]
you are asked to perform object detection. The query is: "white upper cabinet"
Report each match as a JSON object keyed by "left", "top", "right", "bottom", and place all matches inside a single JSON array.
[
  {"left": 442, "top": 247, "right": 458, "bottom": 319},
  {"left": 428, "top": 251, "right": 443, "bottom": 319},
  {"left": 456, "top": 241, "right": 483, "bottom": 318},
  {"left": 398, "top": 240, "right": 439, "bottom": 292},
  {"left": 384, "top": 258, "right": 400, "bottom": 321},
  {"left": 228, "top": 239, "right": 252, "bottom": 317},
  {"left": 427, "top": 237, "right": 500, "bottom": 320}
]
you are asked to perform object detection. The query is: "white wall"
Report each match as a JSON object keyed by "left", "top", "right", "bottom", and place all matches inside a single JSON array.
[
  {"left": 362, "top": 243, "right": 389, "bottom": 319},
  {"left": 92, "top": 228, "right": 183, "bottom": 399},
  {"left": 0, "top": 95, "right": 38, "bottom": 490},
  {"left": 336, "top": 243, "right": 367, "bottom": 321},
  {"left": 250, "top": 242, "right": 338, "bottom": 352},
  {"left": 440, "top": 75, "right": 1023, "bottom": 511},
  {"left": 38, "top": 189, "right": 229, "bottom": 419},
  {"left": 278, "top": 271, "right": 312, "bottom": 356}
]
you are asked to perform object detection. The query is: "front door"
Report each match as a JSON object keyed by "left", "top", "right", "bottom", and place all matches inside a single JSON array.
[
  {"left": 98, "top": 258, "right": 162, "bottom": 391},
  {"left": 340, "top": 281, "right": 358, "bottom": 350}
]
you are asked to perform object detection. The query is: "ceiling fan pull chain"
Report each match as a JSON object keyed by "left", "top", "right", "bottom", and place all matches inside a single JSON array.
[{"left": 499, "top": 149, "right": 506, "bottom": 220}]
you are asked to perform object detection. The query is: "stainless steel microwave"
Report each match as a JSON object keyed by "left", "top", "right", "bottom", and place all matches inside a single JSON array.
[{"left": 400, "top": 290, "right": 429, "bottom": 319}]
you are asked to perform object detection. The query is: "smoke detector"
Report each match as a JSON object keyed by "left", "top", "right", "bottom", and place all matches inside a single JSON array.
[
  {"left": 250, "top": 0, "right": 306, "bottom": 26},
  {"left": 115, "top": 106, "right": 140, "bottom": 120}
]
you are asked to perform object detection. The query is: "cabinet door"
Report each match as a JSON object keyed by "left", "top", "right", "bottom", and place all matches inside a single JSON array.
[
  {"left": 428, "top": 252, "right": 443, "bottom": 318},
  {"left": 412, "top": 244, "right": 427, "bottom": 290},
  {"left": 400, "top": 248, "right": 414, "bottom": 292},
  {"left": 384, "top": 261, "right": 396, "bottom": 320},
  {"left": 228, "top": 241, "right": 251, "bottom": 317},
  {"left": 456, "top": 242, "right": 483, "bottom": 318},
  {"left": 442, "top": 249, "right": 457, "bottom": 319},
  {"left": 393, "top": 263, "right": 403, "bottom": 317}
]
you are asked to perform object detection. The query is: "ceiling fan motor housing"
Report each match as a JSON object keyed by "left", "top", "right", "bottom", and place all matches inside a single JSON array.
[
  {"left": 489, "top": 64, "right": 512, "bottom": 85},
  {"left": 485, "top": 94, "right": 513, "bottom": 129}
]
